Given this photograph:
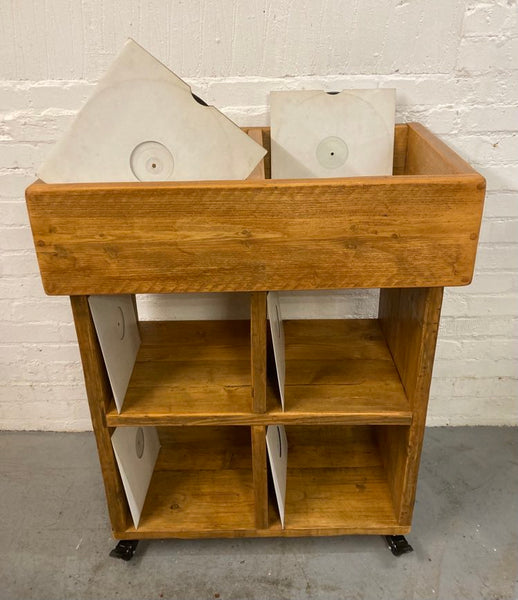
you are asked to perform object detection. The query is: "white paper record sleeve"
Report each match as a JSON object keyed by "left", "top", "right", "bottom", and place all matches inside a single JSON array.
[
  {"left": 266, "top": 425, "right": 288, "bottom": 528},
  {"left": 38, "top": 38, "right": 266, "bottom": 183},
  {"left": 111, "top": 426, "right": 161, "bottom": 528},
  {"left": 267, "top": 291, "right": 286, "bottom": 410},
  {"left": 270, "top": 89, "right": 396, "bottom": 179},
  {"left": 88, "top": 294, "right": 141, "bottom": 413}
]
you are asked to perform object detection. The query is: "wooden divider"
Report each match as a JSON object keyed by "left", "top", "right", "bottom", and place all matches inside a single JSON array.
[
  {"left": 251, "top": 425, "right": 269, "bottom": 529},
  {"left": 251, "top": 292, "right": 267, "bottom": 413}
]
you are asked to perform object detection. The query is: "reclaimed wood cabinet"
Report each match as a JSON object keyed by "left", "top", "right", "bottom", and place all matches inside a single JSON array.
[{"left": 26, "top": 123, "right": 485, "bottom": 544}]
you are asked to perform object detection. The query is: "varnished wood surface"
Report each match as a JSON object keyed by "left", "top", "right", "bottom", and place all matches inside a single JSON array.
[
  {"left": 70, "top": 296, "right": 129, "bottom": 532},
  {"left": 274, "top": 426, "right": 399, "bottom": 531},
  {"left": 106, "top": 320, "right": 253, "bottom": 425},
  {"left": 378, "top": 287, "right": 444, "bottom": 524},
  {"left": 26, "top": 124, "right": 485, "bottom": 295},
  {"left": 277, "top": 319, "right": 410, "bottom": 421},
  {"left": 116, "top": 425, "right": 405, "bottom": 539},
  {"left": 133, "top": 427, "right": 256, "bottom": 535},
  {"left": 406, "top": 122, "right": 480, "bottom": 176},
  {"left": 106, "top": 319, "right": 412, "bottom": 426},
  {"left": 251, "top": 292, "right": 267, "bottom": 413},
  {"left": 245, "top": 128, "right": 266, "bottom": 181},
  {"left": 251, "top": 425, "right": 269, "bottom": 529},
  {"left": 115, "top": 425, "right": 405, "bottom": 539}
]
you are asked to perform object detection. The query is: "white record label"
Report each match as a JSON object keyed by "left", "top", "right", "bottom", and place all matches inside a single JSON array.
[{"left": 130, "top": 141, "right": 175, "bottom": 181}]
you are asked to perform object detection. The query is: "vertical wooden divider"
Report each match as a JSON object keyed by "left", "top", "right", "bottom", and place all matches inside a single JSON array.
[
  {"left": 250, "top": 291, "right": 269, "bottom": 528},
  {"left": 70, "top": 295, "right": 129, "bottom": 533},
  {"left": 378, "top": 287, "right": 443, "bottom": 525},
  {"left": 251, "top": 425, "right": 269, "bottom": 529},
  {"left": 251, "top": 292, "right": 267, "bottom": 413}
]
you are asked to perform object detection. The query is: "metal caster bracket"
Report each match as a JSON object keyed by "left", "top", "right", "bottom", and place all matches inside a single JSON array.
[
  {"left": 109, "top": 539, "right": 139, "bottom": 561},
  {"left": 385, "top": 535, "right": 413, "bottom": 557}
]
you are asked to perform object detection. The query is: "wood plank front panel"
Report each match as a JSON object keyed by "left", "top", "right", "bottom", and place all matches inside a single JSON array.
[{"left": 27, "top": 174, "right": 484, "bottom": 295}]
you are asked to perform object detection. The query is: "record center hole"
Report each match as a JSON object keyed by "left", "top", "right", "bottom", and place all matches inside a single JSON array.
[
  {"left": 330, "top": 152, "right": 335, "bottom": 156},
  {"left": 152, "top": 163, "right": 157, "bottom": 169}
]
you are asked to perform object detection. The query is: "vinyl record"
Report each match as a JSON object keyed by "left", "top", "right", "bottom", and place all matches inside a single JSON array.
[
  {"left": 270, "top": 89, "right": 395, "bottom": 179},
  {"left": 38, "top": 39, "right": 266, "bottom": 183}
]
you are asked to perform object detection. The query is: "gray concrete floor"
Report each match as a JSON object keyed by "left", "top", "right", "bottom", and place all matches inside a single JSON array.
[{"left": 0, "top": 427, "right": 517, "bottom": 600}]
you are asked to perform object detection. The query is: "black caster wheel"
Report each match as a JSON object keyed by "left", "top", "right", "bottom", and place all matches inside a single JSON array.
[
  {"left": 385, "top": 535, "right": 413, "bottom": 557},
  {"left": 109, "top": 539, "right": 139, "bottom": 561}
]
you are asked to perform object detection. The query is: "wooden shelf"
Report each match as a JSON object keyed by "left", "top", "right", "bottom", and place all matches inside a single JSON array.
[
  {"left": 269, "top": 426, "right": 403, "bottom": 534},
  {"left": 106, "top": 320, "right": 253, "bottom": 426},
  {"left": 267, "top": 319, "right": 411, "bottom": 425},
  {"left": 106, "top": 318, "right": 411, "bottom": 427},
  {"left": 116, "top": 425, "right": 407, "bottom": 539},
  {"left": 120, "top": 427, "right": 256, "bottom": 538}
]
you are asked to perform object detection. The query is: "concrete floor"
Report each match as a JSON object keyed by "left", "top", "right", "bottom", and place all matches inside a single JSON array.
[{"left": 0, "top": 427, "right": 516, "bottom": 600}]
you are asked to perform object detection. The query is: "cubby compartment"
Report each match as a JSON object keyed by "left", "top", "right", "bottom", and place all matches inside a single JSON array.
[
  {"left": 267, "top": 425, "right": 408, "bottom": 534},
  {"left": 106, "top": 317, "right": 254, "bottom": 426},
  {"left": 266, "top": 317, "right": 412, "bottom": 425},
  {"left": 122, "top": 426, "right": 256, "bottom": 538}
]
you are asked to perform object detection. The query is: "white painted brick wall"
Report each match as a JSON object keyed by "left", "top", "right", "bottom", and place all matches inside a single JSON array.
[{"left": 0, "top": 0, "right": 516, "bottom": 430}]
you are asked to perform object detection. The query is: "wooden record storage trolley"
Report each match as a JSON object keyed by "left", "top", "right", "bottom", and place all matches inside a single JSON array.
[{"left": 26, "top": 123, "right": 485, "bottom": 559}]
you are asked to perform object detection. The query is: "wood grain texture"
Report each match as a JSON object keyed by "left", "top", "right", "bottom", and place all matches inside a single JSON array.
[
  {"left": 115, "top": 425, "right": 407, "bottom": 539},
  {"left": 251, "top": 425, "right": 269, "bottom": 529},
  {"left": 271, "top": 426, "right": 398, "bottom": 531},
  {"left": 106, "top": 319, "right": 411, "bottom": 426},
  {"left": 25, "top": 125, "right": 485, "bottom": 295},
  {"left": 132, "top": 426, "right": 256, "bottom": 535},
  {"left": 392, "top": 124, "right": 408, "bottom": 176},
  {"left": 69, "top": 295, "right": 128, "bottom": 533},
  {"left": 251, "top": 292, "right": 267, "bottom": 413},
  {"left": 271, "top": 319, "right": 411, "bottom": 422},
  {"left": 406, "top": 122, "right": 481, "bottom": 176},
  {"left": 106, "top": 320, "right": 253, "bottom": 425},
  {"left": 378, "top": 287, "right": 444, "bottom": 524},
  {"left": 245, "top": 128, "right": 266, "bottom": 181}
]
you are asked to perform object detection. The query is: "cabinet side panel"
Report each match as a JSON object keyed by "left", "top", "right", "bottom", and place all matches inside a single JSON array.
[
  {"left": 378, "top": 287, "right": 443, "bottom": 524},
  {"left": 251, "top": 425, "right": 269, "bottom": 529},
  {"left": 70, "top": 295, "right": 129, "bottom": 533},
  {"left": 406, "top": 123, "right": 480, "bottom": 175}
]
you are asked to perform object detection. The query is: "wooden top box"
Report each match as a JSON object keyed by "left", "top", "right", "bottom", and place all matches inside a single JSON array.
[{"left": 26, "top": 123, "right": 485, "bottom": 295}]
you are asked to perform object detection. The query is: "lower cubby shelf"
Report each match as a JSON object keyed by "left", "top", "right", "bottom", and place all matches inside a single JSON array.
[
  {"left": 115, "top": 424, "right": 409, "bottom": 539},
  {"left": 268, "top": 425, "right": 403, "bottom": 534},
  {"left": 121, "top": 426, "right": 257, "bottom": 538}
]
